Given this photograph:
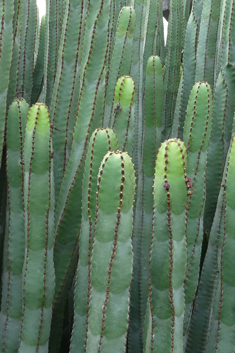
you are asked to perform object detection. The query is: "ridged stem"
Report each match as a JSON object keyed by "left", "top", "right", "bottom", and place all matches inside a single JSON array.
[
  {"left": 16, "top": 0, "right": 37, "bottom": 105},
  {"left": 84, "top": 151, "right": 135, "bottom": 353},
  {"left": 141, "top": 55, "right": 163, "bottom": 334},
  {"left": 31, "top": 15, "right": 45, "bottom": 104},
  {"left": 182, "top": 81, "right": 213, "bottom": 343},
  {"left": 49, "top": 0, "right": 83, "bottom": 200},
  {"left": 143, "top": 0, "right": 165, "bottom": 74},
  {"left": 18, "top": 103, "right": 55, "bottom": 353},
  {"left": 0, "top": 100, "right": 29, "bottom": 353},
  {"left": 103, "top": 6, "right": 136, "bottom": 127},
  {"left": 128, "top": 2, "right": 150, "bottom": 351},
  {"left": 44, "top": 0, "right": 59, "bottom": 107},
  {"left": 162, "top": 0, "right": 184, "bottom": 140},
  {"left": 148, "top": 138, "right": 187, "bottom": 352},
  {"left": 171, "top": 1, "right": 198, "bottom": 139},
  {"left": 69, "top": 128, "right": 118, "bottom": 353},
  {"left": 204, "top": 0, "right": 235, "bottom": 232},
  {"left": 111, "top": 75, "right": 135, "bottom": 155},
  {"left": 0, "top": 0, "right": 14, "bottom": 164},
  {"left": 195, "top": 0, "right": 221, "bottom": 89}
]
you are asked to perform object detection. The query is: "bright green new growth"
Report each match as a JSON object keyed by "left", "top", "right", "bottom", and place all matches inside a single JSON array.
[
  {"left": 111, "top": 75, "right": 135, "bottom": 155},
  {"left": 147, "top": 138, "right": 187, "bottom": 353},
  {"left": 84, "top": 151, "right": 135, "bottom": 353},
  {"left": 18, "top": 103, "right": 55, "bottom": 353},
  {"left": 103, "top": 6, "right": 136, "bottom": 127}
]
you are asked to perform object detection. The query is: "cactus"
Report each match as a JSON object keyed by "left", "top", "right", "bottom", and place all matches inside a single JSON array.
[
  {"left": 0, "top": 99, "right": 29, "bottom": 353},
  {"left": 69, "top": 127, "right": 118, "bottom": 353},
  {"left": 141, "top": 54, "right": 163, "bottom": 335},
  {"left": 1, "top": 0, "right": 235, "bottom": 352},
  {"left": 146, "top": 138, "right": 188, "bottom": 352},
  {"left": 18, "top": 103, "right": 55, "bottom": 353},
  {"left": 31, "top": 15, "right": 45, "bottom": 105},
  {"left": 185, "top": 135, "right": 235, "bottom": 353},
  {"left": 182, "top": 81, "right": 213, "bottom": 342},
  {"left": 111, "top": 75, "right": 135, "bottom": 154},
  {"left": 71, "top": 150, "right": 135, "bottom": 353},
  {"left": 16, "top": 0, "right": 37, "bottom": 105},
  {"left": 207, "top": 136, "right": 235, "bottom": 353},
  {"left": 203, "top": 0, "right": 235, "bottom": 233},
  {"left": 171, "top": 0, "right": 199, "bottom": 139},
  {"left": 161, "top": 0, "right": 184, "bottom": 140},
  {"left": 103, "top": 6, "right": 136, "bottom": 127},
  {"left": 0, "top": 0, "right": 14, "bottom": 165},
  {"left": 195, "top": 0, "right": 221, "bottom": 88}
]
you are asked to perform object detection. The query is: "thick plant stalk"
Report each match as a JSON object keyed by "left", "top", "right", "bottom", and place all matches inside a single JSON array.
[
  {"left": 12, "top": 0, "right": 21, "bottom": 36},
  {"left": 171, "top": 0, "right": 199, "bottom": 139},
  {"left": 44, "top": 0, "right": 60, "bottom": 107},
  {"left": 128, "top": 2, "right": 150, "bottom": 351},
  {"left": 55, "top": 0, "right": 111, "bottom": 233},
  {"left": 184, "top": 0, "right": 192, "bottom": 23},
  {"left": 182, "top": 81, "right": 212, "bottom": 342},
  {"left": 16, "top": 0, "right": 37, "bottom": 105},
  {"left": 18, "top": 104, "right": 55, "bottom": 353},
  {"left": 131, "top": 0, "right": 149, "bottom": 177},
  {"left": 214, "top": 0, "right": 235, "bottom": 79},
  {"left": 49, "top": 0, "right": 83, "bottom": 200},
  {"left": 110, "top": 0, "right": 132, "bottom": 54},
  {"left": 7, "top": 0, "right": 21, "bottom": 108},
  {"left": 103, "top": 6, "right": 136, "bottom": 127},
  {"left": 143, "top": 0, "right": 165, "bottom": 74},
  {"left": 0, "top": 0, "right": 14, "bottom": 165},
  {"left": 31, "top": 15, "right": 45, "bottom": 104},
  {"left": 195, "top": 0, "right": 221, "bottom": 89},
  {"left": 111, "top": 75, "right": 135, "bottom": 155},
  {"left": 185, "top": 136, "right": 234, "bottom": 352},
  {"left": 83, "top": 151, "right": 135, "bottom": 353},
  {"left": 69, "top": 127, "right": 118, "bottom": 353},
  {"left": 141, "top": 55, "right": 163, "bottom": 333},
  {"left": 161, "top": 0, "right": 184, "bottom": 140},
  {"left": 0, "top": 148, "right": 7, "bottom": 308},
  {"left": 146, "top": 138, "right": 187, "bottom": 352},
  {"left": 59, "top": 0, "right": 67, "bottom": 29},
  {"left": 203, "top": 136, "right": 235, "bottom": 352},
  {"left": 0, "top": 100, "right": 29, "bottom": 353},
  {"left": 23, "top": 0, "right": 37, "bottom": 105},
  {"left": 54, "top": 0, "right": 111, "bottom": 276},
  {"left": 49, "top": 3, "right": 111, "bottom": 351},
  {"left": 16, "top": 0, "right": 29, "bottom": 96},
  {"left": 204, "top": 0, "right": 235, "bottom": 232},
  {"left": 50, "top": 75, "right": 106, "bottom": 353},
  {"left": 7, "top": 38, "right": 19, "bottom": 109}
]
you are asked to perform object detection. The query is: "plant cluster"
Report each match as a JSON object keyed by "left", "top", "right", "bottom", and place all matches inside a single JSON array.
[{"left": 0, "top": 0, "right": 235, "bottom": 352}]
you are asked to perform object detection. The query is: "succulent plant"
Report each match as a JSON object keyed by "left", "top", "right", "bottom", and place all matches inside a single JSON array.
[{"left": 1, "top": 0, "right": 235, "bottom": 352}]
